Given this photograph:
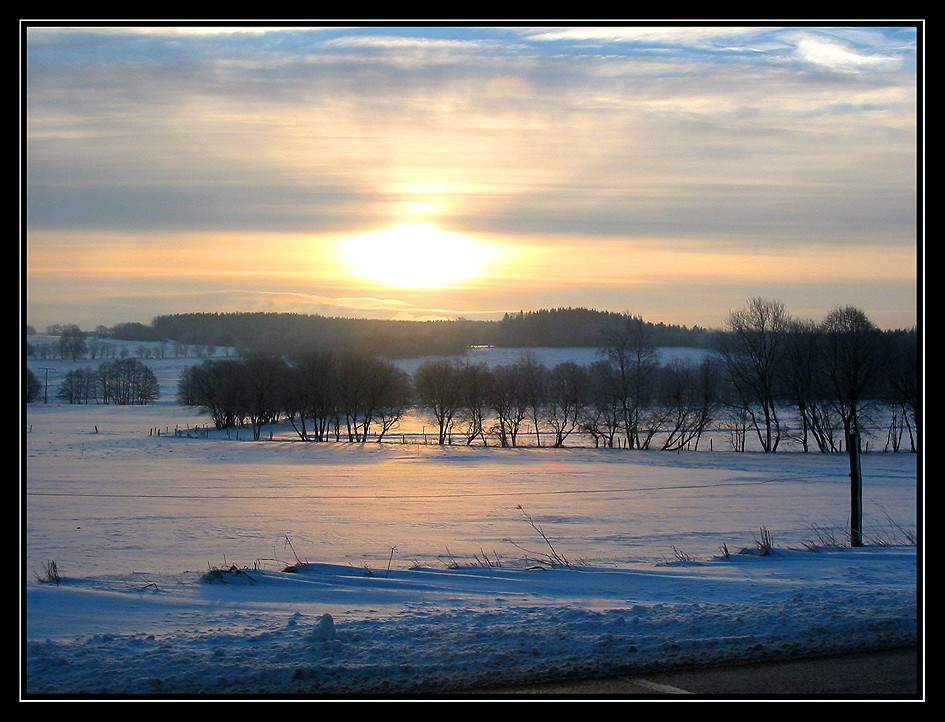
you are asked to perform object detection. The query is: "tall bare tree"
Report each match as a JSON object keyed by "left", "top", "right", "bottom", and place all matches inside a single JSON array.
[
  {"left": 716, "top": 297, "right": 787, "bottom": 452},
  {"left": 235, "top": 355, "right": 288, "bottom": 440},
  {"left": 488, "top": 364, "right": 530, "bottom": 447},
  {"left": 414, "top": 359, "right": 464, "bottom": 445},
  {"left": 820, "top": 306, "right": 883, "bottom": 443},
  {"left": 457, "top": 363, "right": 493, "bottom": 446},
  {"left": 656, "top": 357, "right": 720, "bottom": 451},
  {"left": 581, "top": 360, "right": 623, "bottom": 448},
  {"left": 58, "top": 324, "right": 87, "bottom": 361},
  {"left": 598, "top": 314, "right": 660, "bottom": 448},
  {"left": 545, "top": 361, "right": 589, "bottom": 448},
  {"left": 884, "top": 330, "right": 918, "bottom": 452}
]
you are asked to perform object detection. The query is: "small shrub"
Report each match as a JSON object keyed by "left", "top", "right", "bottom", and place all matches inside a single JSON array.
[
  {"left": 803, "top": 522, "right": 848, "bottom": 551},
  {"left": 472, "top": 549, "right": 502, "bottom": 567},
  {"left": 510, "top": 505, "right": 573, "bottom": 569},
  {"left": 671, "top": 546, "right": 695, "bottom": 562},
  {"left": 754, "top": 526, "right": 773, "bottom": 555},
  {"left": 440, "top": 547, "right": 503, "bottom": 569},
  {"left": 441, "top": 548, "right": 461, "bottom": 569},
  {"left": 36, "top": 560, "right": 61, "bottom": 585},
  {"left": 870, "top": 508, "right": 918, "bottom": 547},
  {"left": 200, "top": 564, "right": 255, "bottom": 583}
]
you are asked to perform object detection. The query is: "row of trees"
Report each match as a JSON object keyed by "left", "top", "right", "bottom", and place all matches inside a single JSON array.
[
  {"left": 25, "top": 359, "right": 161, "bottom": 405},
  {"left": 28, "top": 298, "right": 918, "bottom": 453},
  {"left": 30, "top": 308, "right": 717, "bottom": 360},
  {"left": 27, "top": 325, "right": 225, "bottom": 361},
  {"left": 412, "top": 353, "right": 719, "bottom": 449},
  {"left": 176, "top": 350, "right": 718, "bottom": 449},
  {"left": 177, "top": 352, "right": 411, "bottom": 442},
  {"left": 415, "top": 304, "right": 917, "bottom": 453},
  {"left": 173, "top": 300, "right": 916, "bottom": 453},
  {"left": 716, "top": 299, "right": 917, "bottom": 453}
]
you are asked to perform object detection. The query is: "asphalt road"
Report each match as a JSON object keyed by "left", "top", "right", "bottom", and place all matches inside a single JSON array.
[{"left": 458, "top": 647, "right": 922, "bottom": 700}]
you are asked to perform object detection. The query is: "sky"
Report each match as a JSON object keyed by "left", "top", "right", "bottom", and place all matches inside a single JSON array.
[
  {"left": 22, "top": 22, "right": 921, "bottom": 333},
  {"left": 23, "top": 349, "right": 920, "bottom": 699}
]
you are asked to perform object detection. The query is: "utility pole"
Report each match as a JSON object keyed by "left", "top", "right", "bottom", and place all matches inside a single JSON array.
[
  {"left": 38, "top": 367, "right": 53, "bottom": 404},
  {"left": 848, "top": 431, "right": 863, "bottom": 547}
]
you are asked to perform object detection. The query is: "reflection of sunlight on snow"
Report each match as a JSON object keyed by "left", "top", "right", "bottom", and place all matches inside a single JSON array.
[
  {"left": 24, "top": 343, "right": 917, "bottom": 580},
  {"left": 25, "top": 391, "right": 917, "bottom": 580}
]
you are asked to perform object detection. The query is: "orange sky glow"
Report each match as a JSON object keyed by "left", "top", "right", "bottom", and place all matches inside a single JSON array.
[{"left": 23, "top": 24, "right": 921, "bottom": 332}]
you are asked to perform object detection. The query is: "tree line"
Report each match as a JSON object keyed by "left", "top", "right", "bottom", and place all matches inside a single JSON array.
[
  {"left": 715, "top": 299, "right": 917, "bottom": 453},
  {"left": 25, "top": 358, "right": 161, "bottom": 406},
  {"left": 27, "top": 308, "right": 718, "bottom": 359},
  {"left": 25, "top": 323, "right": 224, "bottom": 361},
  {"left": 171, "top": 299, "right": 918, "bottom": 453},
  {"left": 177, "top": 351, "right": 411, "bottom": 442}
]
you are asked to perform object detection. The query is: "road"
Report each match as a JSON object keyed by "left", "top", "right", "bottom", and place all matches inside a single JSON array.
[{"left": 459, "top": 647, "right": 922, "bottom": 699}]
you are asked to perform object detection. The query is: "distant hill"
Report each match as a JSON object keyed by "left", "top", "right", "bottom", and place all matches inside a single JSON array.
[{"left": 95, "top": 308, "right": 718, "bottom": 357}]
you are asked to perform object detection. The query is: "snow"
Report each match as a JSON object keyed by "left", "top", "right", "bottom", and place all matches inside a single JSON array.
[{"left": 22, "top": 347, "right": 922, "bottom": 700}]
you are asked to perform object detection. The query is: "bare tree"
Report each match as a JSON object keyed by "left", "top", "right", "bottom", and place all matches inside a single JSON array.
[
  {"left": 780, "top": 318, "right": 824, "bottom": 452},
  {"left": 716, "top": 297, "right": 787, "bottom": 452},
  {"left": 237, "top": 355, "right": 289, "bottom": 440},
  {"left": 456, "top": 363, "right": 493, "bottom": 446},
  {"left": 820, "top": 306, "right": 883, "bottom": 443},
  {"left": 598, "top": 314, "right": 659, "bottom": 448},
  {"left": 334, "top": 351, "right": 375, "bottom": 442},
  {"left": 58, "top": 324, "right": 87, "bottom": 361},
  {"left": 57, "top": 367, "right": 99, "bottom": 404},
  {"left": 656, "top": 357, "right": 720, "bottom": 451},
  {"left": 414, "top": 359, "right": 464, "bottom": 445},
  {"left": 580, "top": 360, "right": 622, "bottom": 448},
  {"left": 25, "top": 367, "right": 43, "bottom": 403},
  {"left": 884, "top": 330, "right": 918, "bottom": 452},
  {"left": 488, "top": 364, "right": 530, "bottom": 447},
  {"left": 177, "top": 359, "right": 243, "bottom": 428},
  {"left": 99, "top": 358, "right": 160, "bottom": 405},
  {"left": 292, "top": 351, "right": 340, "bottom": 442},
  {"left": 518, "top": 354, "right": 549, "bottom": 446},
  {"left": 372, "top": 363, "right": 412, "bottom": 442},
  {"left": 279, "top": 361, "right": 311, "bottom": 441},
  {"left": 545, "top": 361, "right": 589, "bottom": 448},
  {"left": 341, "top": 354, "right": 411, "bottom": 442}
]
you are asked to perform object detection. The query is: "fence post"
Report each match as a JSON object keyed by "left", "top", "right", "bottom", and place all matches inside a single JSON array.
[{"left": 848, "top": 431, "right": 863, "bottom": 547}]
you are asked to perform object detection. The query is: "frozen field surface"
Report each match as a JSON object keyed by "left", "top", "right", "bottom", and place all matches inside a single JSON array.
[{"left": 23, "top": 398, "right": 920, "bottom": 699}]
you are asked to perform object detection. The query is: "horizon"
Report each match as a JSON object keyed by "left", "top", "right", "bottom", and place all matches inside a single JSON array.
[
  {"left": 23, "top": 23, "right": 921, "bottom": 334},
  {"left": 25, "top": 303, "right": 920, "bottom": 337}
]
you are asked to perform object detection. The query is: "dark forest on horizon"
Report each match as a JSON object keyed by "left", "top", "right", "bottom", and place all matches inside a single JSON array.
[
  {"left": 32, "top": 308, "right": 720, "bottom": 358},
  {"left": 27, "top": 305, "right": 918, "bottom": 360}
]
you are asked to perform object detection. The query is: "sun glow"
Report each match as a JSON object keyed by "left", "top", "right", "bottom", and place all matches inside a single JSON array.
[{"left": 339, "top": 223, "right": 496, "bottom": 289}]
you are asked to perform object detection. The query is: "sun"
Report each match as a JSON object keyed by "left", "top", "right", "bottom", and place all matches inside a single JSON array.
[{"left": 339, "top": 223, "right": 496, "bottom": 289}]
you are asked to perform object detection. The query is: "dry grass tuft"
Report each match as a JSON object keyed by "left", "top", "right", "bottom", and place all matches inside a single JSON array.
[{"left": 36, "top": 560, "right": 61, "bottom": 585}]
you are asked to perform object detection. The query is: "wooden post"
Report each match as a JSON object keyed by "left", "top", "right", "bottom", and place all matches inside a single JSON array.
[{"left": 848, "top": 431, "right": 863, "bottom": 547}]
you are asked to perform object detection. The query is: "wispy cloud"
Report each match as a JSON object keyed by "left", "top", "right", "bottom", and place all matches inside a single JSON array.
[
  {"left": 521, "top": 25, "right": 766, "bottom": 45},
  {"left": 795, "top": 35, "right": 903, "bottom": 72},
  {"left": 23, "top": 23, "right": 920, "bottom": 331}
]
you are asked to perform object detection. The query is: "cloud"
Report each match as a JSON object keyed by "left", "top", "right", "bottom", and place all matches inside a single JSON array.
[
  {"left": 796, "top": 36, "right": 902, "bottom": 73},
  {"left": 25, "top": 25, "right": 322, "bottom": 38},
  {"left": 521, "top": 25, "right": 764, "bottom": 45},
  {"left": 23, "top": 24, "right": 920, "bottom": 332}
]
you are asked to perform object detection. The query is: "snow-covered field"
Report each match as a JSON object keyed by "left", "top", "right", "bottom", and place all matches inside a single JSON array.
[{"left": 22, "top": 346, "right": 921, "bottom": 700}]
